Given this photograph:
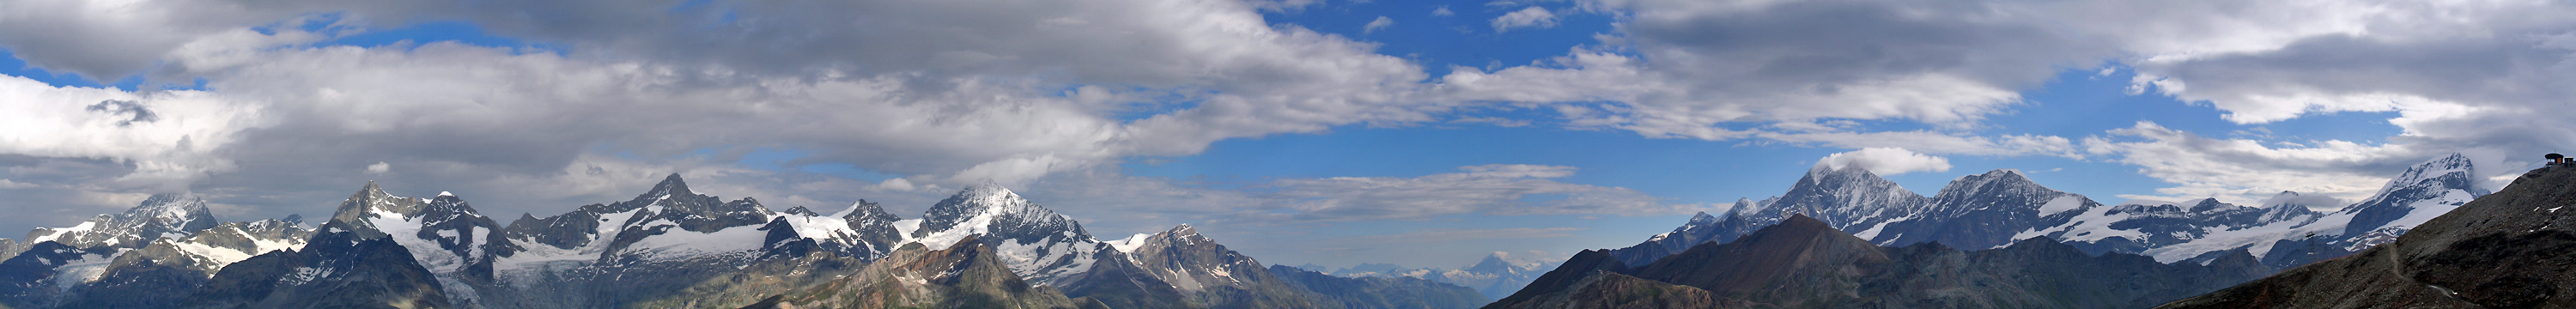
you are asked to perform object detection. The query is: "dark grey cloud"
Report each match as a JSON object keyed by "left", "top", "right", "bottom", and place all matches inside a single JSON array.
[{"left": 84, "top": 100, "right": 160, "bottom": 126}]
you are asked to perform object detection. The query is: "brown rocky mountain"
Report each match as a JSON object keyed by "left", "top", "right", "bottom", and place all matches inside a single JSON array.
[
  {"left": 2157, "top": 165, "right": 2576, "bottom": 309},
  {"left": 755, "top": 235, "right": 1082, "bottom": 309}
]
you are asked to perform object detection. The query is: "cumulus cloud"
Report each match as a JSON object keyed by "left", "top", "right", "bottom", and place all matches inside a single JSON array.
[
  {"left": 1021, "top": 164, "right": 1707, "bottom": 233},
  {"left": 1435, "top": 0, "right": 2576, "bottom": 209},
  {"left": 364, "top": 161, "right": 389, "bottom": 174},
  {"left": 0, "top": 0, "right": 1448, "bottom": 227},
  {"left": 2078, "top": 121, "right": 2530, "bottom": 206},
  {"left": 1344, "top": 227, "right": 1584, "bottom": 243},
  {"left": 1814, "top": 148, "right": 1952, "bottom": 175},
  {"left": 1491, "top": 6, "right": 1558, "bottom": 32},
  {"left": 1364, "top": 16, "right": 1395, "bottom": 33}
]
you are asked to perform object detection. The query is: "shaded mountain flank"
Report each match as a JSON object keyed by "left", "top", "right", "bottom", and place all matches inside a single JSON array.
[
  {"left": 1491, "top": 215, "right": 2270, "bottom": 309},
  {"left": 2157, "top": 164, "right": 2576, "bottom": 309}
]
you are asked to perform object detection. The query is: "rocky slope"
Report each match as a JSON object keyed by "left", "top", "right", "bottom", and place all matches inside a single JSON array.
[
  {"left": 177, "top": 220, "right": 453, "bottom": 309},
  {"left": 754, "top": 235, "right": 1083, "bottom": 309},
  {"left": 1124, "top": 224, "right": 1322, "bottom": 308},
  {"left": 1495, "top": 215, "right": 2269, "bottom": 309},
  {"left": 2156, "top": 163, "right": 2576, "bottom": 309}
]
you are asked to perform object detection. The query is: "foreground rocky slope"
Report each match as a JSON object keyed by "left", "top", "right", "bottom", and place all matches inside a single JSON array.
[
  {"left": 2157, "top": 164, "right": 2576, "bottom": 309},
  {"left": 1492, "top": 215, "right": 2269, "bottom": 309}
]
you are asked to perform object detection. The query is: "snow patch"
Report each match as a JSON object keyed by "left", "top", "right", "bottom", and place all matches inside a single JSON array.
[
  {"left": 2038, "top": 195, "right": 2084, "bottom": 215},
  {"left": 1106, "top": 233, "right": 1152, "bottom": 253}
]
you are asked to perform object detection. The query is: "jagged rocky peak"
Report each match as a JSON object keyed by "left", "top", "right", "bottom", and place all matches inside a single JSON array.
[
  {"left": 836, "top": 199, "right": 900, "bottom": 224},
  {"left": 643, "top": 173, "right": 694, "bottom": 199},
  {"left": 330, "top": 181, "right": 426, "bottom": 227},
  {"left": 1761, "top": 163, "right": 1923, "bottom": 224},
  {"left": 1928, "top": 168, "right": 2076, "bottom": 213},
  {"left": 1159, "top": 223, "right": 1205, "bottom": 240},
  {"left": 23, "top": 193, "right": 222, "bottom": 249},
  {"left": 781, "top": 206, "right": 819, "bottom": 216}
]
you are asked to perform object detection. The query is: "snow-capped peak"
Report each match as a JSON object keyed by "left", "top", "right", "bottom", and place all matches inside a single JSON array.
[
  {"left": 2344, "top": 153, "right": 2484, "bottom": 215},
  {"left": 25, "top": 193, "right": 220, "bottom": 249}
]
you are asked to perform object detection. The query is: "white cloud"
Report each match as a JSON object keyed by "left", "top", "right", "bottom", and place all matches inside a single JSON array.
[
  {"left": 1343, "top": 227, "right": 1584, "bottom": 243},
  {"left": 1025, "top": 164, "right": 1707, "bottom": 231},
  {"left": 365, "top": 161, "right": 390, "bottom": 174},
  {"left": 1432, "top": 5, "right": 1455, "bottom": 16},
  {"left": 2076, "top": 121, "right": 2533, "bottom": 206},
  {"left": 1364, "top": 16, "right": 1395, "bottom": 33},
  {"left": 0, "top": 0, "right": 1451, "bottom": 225},
  {"left": 0, "top": 75, "right": 261, "bottom": 191},
  {"left": 1491, "top": 6, "right": 1559, "bottom": 32},
  {"left": 1815, "top": 148, "right": 1952, "bottom": 176}
]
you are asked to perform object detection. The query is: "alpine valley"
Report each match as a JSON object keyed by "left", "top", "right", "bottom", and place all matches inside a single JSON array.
[{"left": 0, "top": 153, "right": 2524, "bottom": 309}]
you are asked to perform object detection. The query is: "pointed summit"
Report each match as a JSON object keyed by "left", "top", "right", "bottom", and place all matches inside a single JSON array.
[
  {"left": 644, "top": 173, "right": 691, "bottom": 198},
  {"left": 1169, "top": 223, "right": 1200, "bottom": 237},
  {"left": 2334, "top": 153, "right": 2488, "bottom": 248}
]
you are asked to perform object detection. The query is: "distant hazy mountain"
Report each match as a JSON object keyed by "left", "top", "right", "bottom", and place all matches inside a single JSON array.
[
  {"left": 2157, "top": 162, "right": 2576, "bottom": 309},
  {"left": 1491, "top": 215, "right": 2270, "bottom": 308},
  {"left": 1311, "top": 252, "right": 1562, "bottom": 300},
  {"left": 1268, "top": 265, "right": 1487, "bottom": 309}
]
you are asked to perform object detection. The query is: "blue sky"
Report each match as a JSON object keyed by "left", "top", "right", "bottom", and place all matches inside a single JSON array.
[{"left": 2, "top": 0, "right": 2570, "bottom": 270}]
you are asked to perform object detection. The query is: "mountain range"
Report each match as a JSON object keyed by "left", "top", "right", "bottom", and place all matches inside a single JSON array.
[
  {"left": 0, "top": 175, "right": 1481, "bottom": 309},
  {"left": 0, "top": 153, "right": 2513, "bottom": 308},
  {"left": 1604, "top": 153, "right": 2488, "bottom": 272},
  {"left": 1485, "top": 214, "right": 2272, "bottom": 308}
]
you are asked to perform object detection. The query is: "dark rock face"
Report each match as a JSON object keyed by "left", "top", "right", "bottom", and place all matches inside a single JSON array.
[
  {"left": 2159, "top": 165, "right": 2576, "bottom": 309},
  {"left": 179, "top": 221, "right": 453, "bottom": 309},
  {"left": 1496, "top": 215, "right": 2268, "bottom": 309},
  {"left": 1269, "top": 265, "right": 1485, "bottom": 309},
  {"left": 1481, "top": 271, "right": 1753, "bottom": 309},
  {"left": 829, "top": 200, "right": 908, "bottom": 257},
  {"left": 0, "top": 242, "right": 119, "bottom": 308}
]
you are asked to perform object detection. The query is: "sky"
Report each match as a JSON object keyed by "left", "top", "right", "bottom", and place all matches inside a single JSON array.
[{"left": 2, "top": 0, "right": 2573, "bottom": 270}]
